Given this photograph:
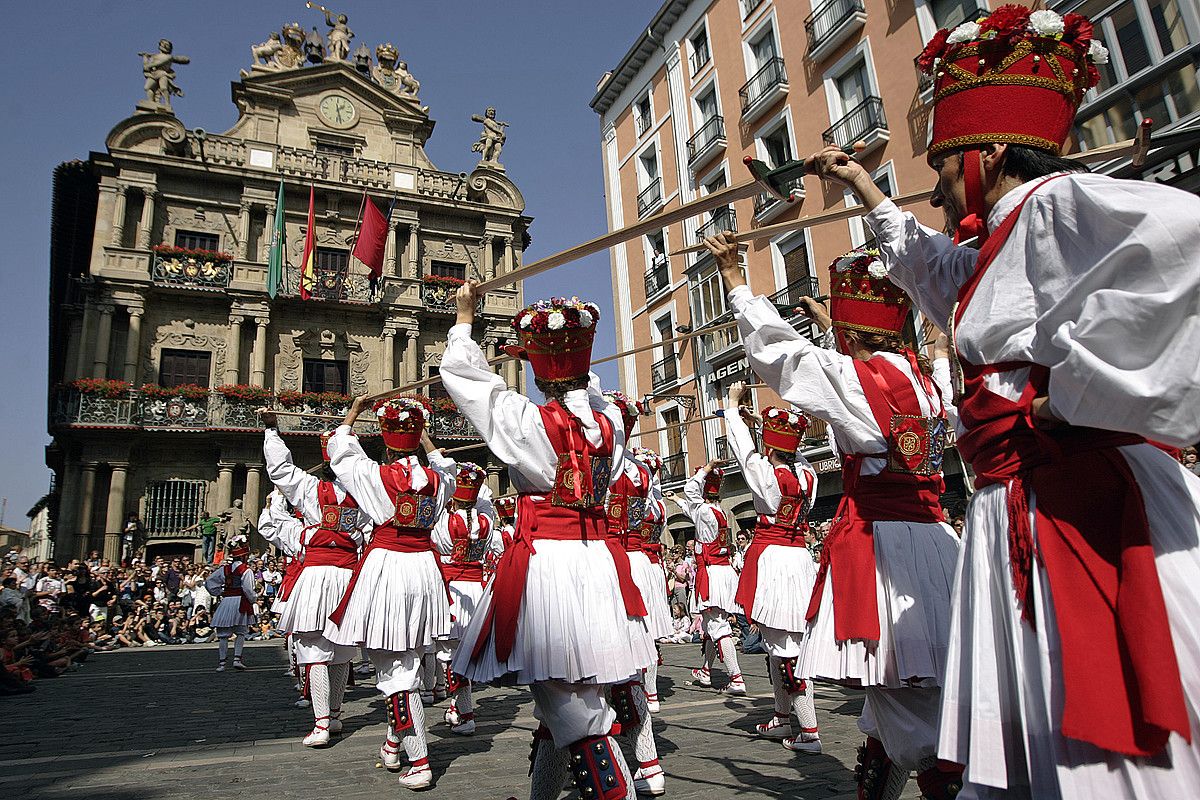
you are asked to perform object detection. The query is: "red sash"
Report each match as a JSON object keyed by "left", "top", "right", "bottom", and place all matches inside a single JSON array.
[
  {"left": 735, "top": 466, "right": 812, "bottom": 618},
  {"left": 279, "top": 556, "right": 302, "bottom": 601},
  {"left": 222, "top": 562, "right": 255, "bottom": 616},
  {"left": 951, "top": 176, "right": 1188, "bottom": 757},
  {"left": 328, "top": 464, "right": 440, "bottom": 627},
  {"left": 805, "top": 357, "right": 945, "bottom": 641},
  {"left": 299, "top": 482, "right": 360, "bottom": 571},
  {"left": 694, "top": 506, "right": 732, "bottom": 602},
  {"left": 440, "top": 512, "right": 490, "bottom": 584},
  {"left": 607, "top": 462, "right": 651, "bottom": 553}
]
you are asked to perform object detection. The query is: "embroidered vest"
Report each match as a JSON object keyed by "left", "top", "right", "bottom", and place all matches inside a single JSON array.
[{"left": 538, "top": 400, "right": 615, "bottom": 510}]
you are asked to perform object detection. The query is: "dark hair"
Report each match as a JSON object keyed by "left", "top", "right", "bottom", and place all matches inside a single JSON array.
[
  {"left": 534, "top": 375, "right": 590, "bottom": 404},
  {"left": 852, "top": 330, "right": 933, "bottom": 377},
  {"left": 768, "top": 448, "right": 797, "bottom": 466},
  {"left": 1000, "top": 144, "right": 1090, "bottom": 183}
]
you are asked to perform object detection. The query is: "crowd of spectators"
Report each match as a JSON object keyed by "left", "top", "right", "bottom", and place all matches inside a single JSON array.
[{"left": 0, "top": 548, "right": 287, "bottom": 695}]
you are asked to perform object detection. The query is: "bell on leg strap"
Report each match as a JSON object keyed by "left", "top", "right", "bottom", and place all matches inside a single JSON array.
[{"left": 568, "top": 735, "right": 633, "bottom": 800}]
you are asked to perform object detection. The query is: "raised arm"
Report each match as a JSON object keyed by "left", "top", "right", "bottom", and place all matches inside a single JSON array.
[
  {"left": 261, "top": 421, "right": 319, "bottom": 510},
  {"left": 327, "top": 405, "right": 393, "bottom": 525},
  {"left": 257, "top": 492, "right": 302, "bottom": 556},
  {"left": 723, "top": 382, "right": 781, "bottom": 514}
]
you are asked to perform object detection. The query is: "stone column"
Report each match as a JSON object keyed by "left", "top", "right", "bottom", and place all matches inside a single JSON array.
[
  {"left": 250, "top": 317, "right": 269, "bottom": 385},
  {"left": 505, "top": 355, "right": 520, "bottom": 389},
  {"left": 122, "top": 307, "right": 143, "bottom": 384},
  {"left": 244, "top": 465, "right": 266, "bottom": 551},
  {"left": 382, "top": 329, "right": 397, "bottom": 389},
  {"left": 74, "top": 303, "right": 96, "bottom": 380},
  {"left": 404, "top": 330, "right": 419, "bottom": 386},
  {"left": 109, "top": 185, "right": 128, "bottom": 246},
  {"left": 224, "top": 314, "right": 244, "bottom": 384},
  {"left": 386, "top": 219, "right": 399, "bottom": 277},
  {"left": 103, "top": 463, "right": 128, "bottom": 562},
  {"left": 137, "top": 189, "right": 157, "bottom": 250},
  {"left": 91, "top": 303, "right": 115, "bottom": 379},
  {"left": 479, "top": 235, "right": 494, "bottom": 280},
  {"left": 503, "top": 236, "right": 515, "bottom": 276},
  {"left": 214, "top": 462, "right": 235, "bottom": 514},
  {"left": 238, "top": 201, "right": 252, "bottom": 260},
  {"left": 262, "top": 203, "right": 274, "bottom": 264},
  {"left": 77, "top": 463, "right": 99, "bottom": 559},
  {"left": 406, "top": 223, "right": 420, "bottom": 279}
]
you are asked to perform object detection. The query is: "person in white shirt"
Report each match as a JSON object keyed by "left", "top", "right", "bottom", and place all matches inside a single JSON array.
[{"left": 34, "top": 566, "right": 65, "bottom": 613}]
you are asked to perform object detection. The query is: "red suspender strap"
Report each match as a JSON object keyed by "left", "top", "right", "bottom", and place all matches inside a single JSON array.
[{"left": 736, "top": 467, "right": 809, "bottom": 619}]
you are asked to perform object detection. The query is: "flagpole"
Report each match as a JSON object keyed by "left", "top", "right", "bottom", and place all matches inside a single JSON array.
[{"left": 347, "top": 190, "right": 367, "bottom": 278}]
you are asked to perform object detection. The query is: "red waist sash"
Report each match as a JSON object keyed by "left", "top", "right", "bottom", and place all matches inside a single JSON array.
[
  {"left": 735, "top": 522, "right": 807, "bottom": 621},
  {"left": 642, "top": 541, "right": 663, "bottom": 563},
  {"left": 471, "top": 494, "right": 648, "bottom": 663},
  {"left": 441, "top": 561, "right": 485, "bottom": 583},
  {"left": 221, "top": 564, "right": 255, "bottom": 616},
  {"left": 279, "top": 560, "right": 302, "bottom": 601},
  {"left": 694, "top": 539, "right": 731, "bottom": 603},
  {"left": 328, "top": 523, "right": 432, "bottom": 626},
  {"left": 300, "top": 527, "right": 359, "bottom": 571}
]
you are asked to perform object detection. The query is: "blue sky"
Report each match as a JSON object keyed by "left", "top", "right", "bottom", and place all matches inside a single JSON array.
[{"left": 0, "top": 1, "right": 651, "bottom": 523}]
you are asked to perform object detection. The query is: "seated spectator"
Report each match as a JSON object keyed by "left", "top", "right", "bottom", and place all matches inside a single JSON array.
[
  {"left": 663, "top": 602, "right": 694, "bottom": 644},
  {"left": 189, "top": 607, "right": 214, "bottom": 643}
]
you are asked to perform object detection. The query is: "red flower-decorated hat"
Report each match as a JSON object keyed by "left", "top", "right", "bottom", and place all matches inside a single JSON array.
[
  {"left": 629, "top": 445, "right": 663, "bottom": 475},
  {"left": 373, "top": 395, "right": 431, "bottom": 453},
  {"left": 829, "top": 247, "right": 911, "bottom": 337},
  {"left": 227, "top": 534, "right": 250, "bottom": 560},
  {"left": 761, "top": 406, "right": 809, "bottom": 455},
  {"left": 494, "top": 495, "right": 517, "bottom": 520},
  {"left": 319, "top": 430, "right": 334, "bottom": 463},
  {"left": 703, "top": 466, "right": 723, "bottom": 499},
  {"left": 504, "top": 297, "right": 601, "bottom": 384},
  {"left": 917, "top": 5, "right": 1106, "bottom": 159},
  {"left": 604, "top": 390, "right": 648, "bottom": 436},
  {"left": 452, "top": 461, "right": 487, "bottom": 504}
]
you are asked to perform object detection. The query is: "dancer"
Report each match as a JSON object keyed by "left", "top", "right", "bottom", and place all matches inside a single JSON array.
[
  {"left": 805, "top": 7, "right": 1200, "bottom": 797},
  {"left": 493, "top": 495, "right": 517, "bottom": 551},
  {"left": 431, "top": 460, "right": 498, "bottom": 736},
  {"left": 666, "top": 462, "right": 746, "bottom": 695},
  {"left": 442, "top": 284, "right": 654, "bottom": 800},
  {"left": 260, "top": 421, "right": 369, "bottom": 747},
  {"left": 706, "top": 236, "right": 962, "bottom": 799},
  {"left": 327, "top": 396, "right": 456, "bottom": 791},
  {"left": 604, "top": 391, "right": 669, "bottom": 796},
  {"left": 723, "top": 385, "right": 822, "bottom": 754},
  {"left": 204, "top": 534, "right": 256, "bottom": 672},
  {"left": 628, "top": 444, "right": 670, "bottom": 713}
]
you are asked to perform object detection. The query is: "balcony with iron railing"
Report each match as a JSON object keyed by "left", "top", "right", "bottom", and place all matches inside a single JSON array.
[
  {"left": 753, "top": 175, "right": 805, "bottom": 222},
  {"left": 822, "top": 96, "right": 889, "bottom": 155},
  {"left": 634, "top": 110, "right": 653, "bottom": 138},
  {"left": 805, "top": 0, "right": 868, "bottom": 64},
  {"left": 637, "top": 178, "right": 663, "bottom": 218},
  {"left": 769, "top": 275, "right": 824, "bottom": 339},
  {"left": 696, "top": 312, "right": 741, "bottom": 361},
  {"left": 694, "top": 207, "right": 737, "bottom": 246},
  {"left": 660, "top": 452, "right": 687, "bottom": 486},
  {"left": 739, "top": 57, "right": 789, "bottom": 125},
  {"left": 741, "top": 0, "right": 766, "bottom": 18},
  {"left": 651, "top": 354, "right": 679, "bottom": 390},
  {"left": 150, "top": 247, "right": 232, "bottom": 290},
  {"left": 687, "top": 115, "right": 727, "bottom": 170},
  {"left": 689, "top": 39, "right": 711, "bottom": 75},
  {"left": 644, "top": 257, "right": 671, "bottom": 301}
]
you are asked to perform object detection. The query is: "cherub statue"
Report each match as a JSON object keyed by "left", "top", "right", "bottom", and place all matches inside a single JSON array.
[
  {"left": 307, "top": 3, "right": 353, "bottom": 61},
  {"left": 471, "top": 107, "right": 509, "bottom": 166},
  {"left": 140, "top": 39, "right": 190, "bottom": 110}
]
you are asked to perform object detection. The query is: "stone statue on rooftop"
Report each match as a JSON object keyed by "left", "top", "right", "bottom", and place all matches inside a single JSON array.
[
  {"left": 307, "top": 2, "right": 353, "bottom": 61},
  {"left": 139, "top": 39, "right": 190, "bottom": 112},
  {"left": 471, "top": 107, "right": 509, "bottom": 169},
  {"left": 304, "top": 26, "right": 326, "bottom": 64}
]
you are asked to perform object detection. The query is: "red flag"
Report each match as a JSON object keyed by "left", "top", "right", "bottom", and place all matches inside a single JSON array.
[
  {"left": 352, "top": 194, "right": 388, "bottom": 279},
  {"left": 299, "top": 185, "right": 316, "bottom": 300}
]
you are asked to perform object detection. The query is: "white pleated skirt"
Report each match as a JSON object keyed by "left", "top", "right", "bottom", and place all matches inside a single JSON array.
[
  {"left": 939, "top": 444, "right": 1200, "bottom": 799},
  {"left": 324, "top": 549, "right": 450, "bottom": 653},
  {"left": 453, "top": 539, "right": 656, "bottom": 685},
  {"left": 446, "top": 579, "right": 486, "bottom": 642},
  {"left": 629, "top": 552, "right": 673, "bottom": 641},
  {"left": 212, "top": 595, "right": 255, "bottom": 630},
  {"left": 270, "top": 595, "right": 287, "bottom": 615},
  {"left": 799, "top": 519, "right": 960, "bottom": 688},
  {"left": 690, "top": 563, "right": 742, "bottom": 616},
  {"left": 745, "top": 544, "right": 817, "bottom": 634},
  {"left": 278, "top": 565, "right": 353, "bottom": 634}
]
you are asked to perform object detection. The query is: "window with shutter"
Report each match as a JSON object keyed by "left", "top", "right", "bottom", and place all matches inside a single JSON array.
[
  {"left": 302, "top": 359, "right": 348, "bottom": 394},
  {"left": 159, "top": 349, "right": 212, "bottom": 388}
]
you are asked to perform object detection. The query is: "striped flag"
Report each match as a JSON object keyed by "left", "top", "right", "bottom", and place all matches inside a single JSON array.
[
  {"left": 266, "top": 180, "right": 286, "bottom": 298},
  {"left": 299, "top": 185, "right": 316, "bottom": 300}
]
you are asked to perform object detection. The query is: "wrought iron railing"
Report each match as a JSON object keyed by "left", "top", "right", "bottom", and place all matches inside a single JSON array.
[
  {"left": 635, "top": 110, "right": 653, "bottom": 137},
  {"left": 739, "top": 57, "right": 788, "bottom": 114},
  {"left": 697, "top": 311, "right": 741, "bottom": 360},
  {"left": 742, "top": 0, "right": 766, "bottom": 18},
  {"left": 694, "top": 207, "right": 737, "bottom": 245},
  {"left": 151, "top": 252, "right": 232, "bottom": 289},
  {"left": 661, "top": 452, "right": 687, "bottom": 485},
  {"left": 278, "top": 265, "right": 378, "bottom": 302},
  {"left": 429, "top": 410, "right": 481, "bottom": 441},
  {"left": 690, "top": 40, "right": 711, "bottom": 74},
  {"left": 768, "top": 276, "right": 821, "bottom": 318},
  {"left": 637, "top": 178, "right": 663, "bottom": 217},
  {"left": 686, "top": 116, "right": 726, "bottom": 163},
  {"left": 651, "top": 354, "right": 678, "bottom": 389},
  {"left": 822, "top": 96, "right": 888, "bottom": 150},
  {"left": 754, "top": 175, "right": 805, "bottom": 217},
  {"left": 644, "top": 257, "right": 671, "bottom": 299},
  {"left": 714, "top": 435, "right": 731, "bottom": 462},
  {"left": 805, "top": 0, "right": 866, "bottom": 56}
]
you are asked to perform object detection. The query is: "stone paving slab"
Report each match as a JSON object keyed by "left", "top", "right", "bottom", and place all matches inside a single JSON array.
[{"left": 1, "top": 640, "right": 920, "bottom": 799}]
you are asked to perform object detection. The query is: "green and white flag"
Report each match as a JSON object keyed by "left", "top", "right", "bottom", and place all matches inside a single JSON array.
[{"left": 266, "top": 180, "right": 286, "bottom": 298}]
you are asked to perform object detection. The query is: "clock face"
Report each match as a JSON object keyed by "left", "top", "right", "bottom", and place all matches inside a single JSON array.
[{"left": 319, "top": 94, "right": 357, "bottom": 128}]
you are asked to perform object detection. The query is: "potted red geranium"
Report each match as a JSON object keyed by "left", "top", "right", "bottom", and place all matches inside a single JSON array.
[{"left": 71, "top": 378, "right": 132, "bottom": 398}]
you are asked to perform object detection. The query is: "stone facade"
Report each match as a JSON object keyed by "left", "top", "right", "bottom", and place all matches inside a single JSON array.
[{"left": 46, "top": 53, "right": 528, "bottom": 562}]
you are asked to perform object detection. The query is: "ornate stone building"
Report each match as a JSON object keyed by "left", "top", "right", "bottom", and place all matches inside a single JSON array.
[{"left": 46, "top": 28, "right": 528, "bottom": 561}]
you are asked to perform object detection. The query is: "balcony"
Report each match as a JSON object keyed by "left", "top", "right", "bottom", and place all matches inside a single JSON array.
[
  {"left": 644, "top": 257, "right": 671, "bottom": 301},
  {"left": 660, "top": 452, "right": 687, "bottom": 485},
  {"left": 634, "top": 110, "right": 653, "bottom": 138},
  {"left": 687, "top": 115, "right": 727, "bottom": 170},
  {"left": 637, "top": 178, "right": 663, "bottom": 218},
  {"left": 694, "top": 207, "right": 737, "bottom": 245},
  {"left": 753, "top": 175, "right": 805, "bottom": 222},
  {"left": 428, "top": 408, "right": 481, "bottom": 441},
  {"left": 769, "top": 276, "right": 824, "bottom": 340},
  {"left": 689, "top": 40, "right": 711, "bottom": 75},
  {"left": 739, "top": 57, "right": 788, "bottom": 126},
  {"left": 741, "top": 0, "right": 766, "bottom": 18},
  {"left": 696, "top": 312, "right": 742, "bottom": 361},
  {"left": 279, "top": 265, "right": 377, "bottom": 303},
  {"left": 150, "top": 248, "right": 232, "bottom": 290},
  {"left": 822, "top": 96, "right": 889, "bottom": 155},
  {"left": 805, "top": 0, "right": 867, "bottom": 64},
  {"left": 651, "top": 354, "right": 679, "bottom": 390}
]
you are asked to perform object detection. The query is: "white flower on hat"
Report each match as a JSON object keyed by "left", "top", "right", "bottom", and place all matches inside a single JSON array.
[
  {"left": 1029, "top": 10, "right": 1064, "bottom": 37},
  {"left": 947, "top": 21, "right": 981, "bottom": 44},
  {"left": 867, "top": 260, "right": 888, "bottom": 279},
  {"left": 1089, "top": 40, "right": 1110, "bottom": 64},
  {"left": 547, "top": 311, "right": 566, "bottom": 330},
  {"left": 578, "top": 308, "right": 594, "bottom": 327},
  {"left": 519, "top": 314, "right": 533, "bottom": 329}
]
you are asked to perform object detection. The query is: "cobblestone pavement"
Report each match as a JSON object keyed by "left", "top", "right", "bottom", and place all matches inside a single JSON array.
[{"left": 1, "top": 641, "right": 921, "bottom": 800}]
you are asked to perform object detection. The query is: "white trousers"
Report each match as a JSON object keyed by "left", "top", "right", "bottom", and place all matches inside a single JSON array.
[
  {"left": 530, "top": 680, "right": 619, "bottom": 749},
  {"left": 369, "top": 648, "right": 425, "bottom": 696}
]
